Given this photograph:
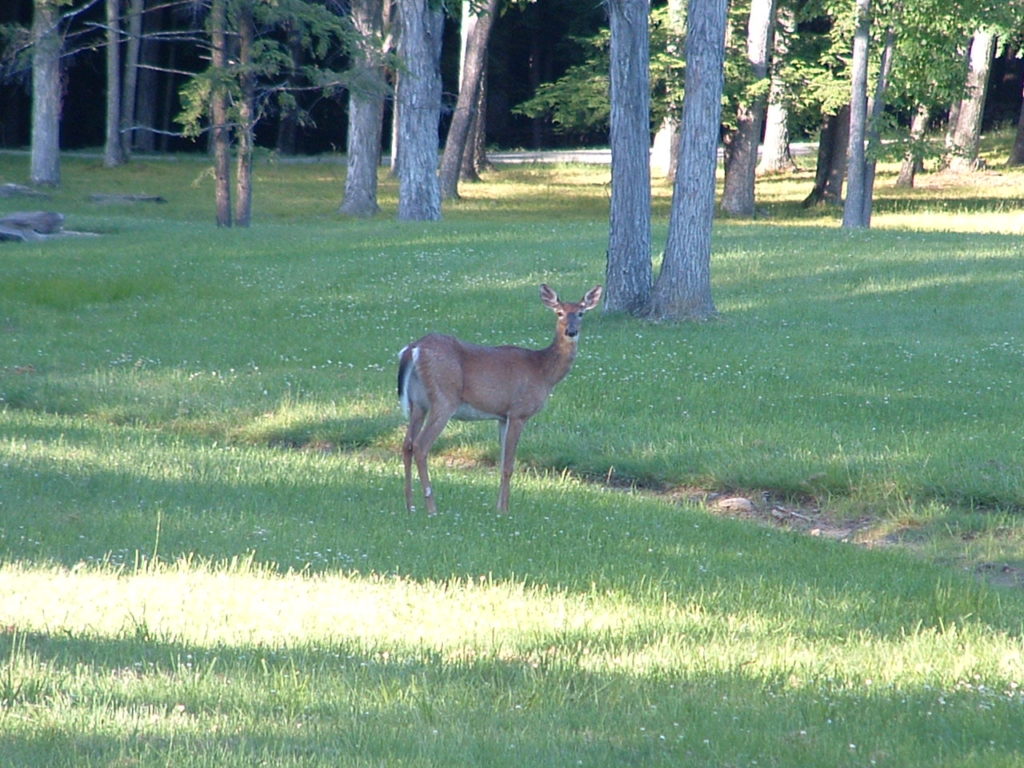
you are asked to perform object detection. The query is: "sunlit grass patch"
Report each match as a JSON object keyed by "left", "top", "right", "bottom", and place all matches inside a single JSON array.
[{"left": 1, "top": 560, "right": 1023, "bottom": 767}]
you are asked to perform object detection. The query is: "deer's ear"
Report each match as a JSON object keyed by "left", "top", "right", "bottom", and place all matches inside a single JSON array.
[
  {"left": 581, "top": 285, "right": 602, "bottom": 310},
  {"left": 540, "top": 284, "right": 560, "bottom": 309}
]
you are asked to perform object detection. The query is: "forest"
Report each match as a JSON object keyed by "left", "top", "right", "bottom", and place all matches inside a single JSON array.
[
  {"left": 1, "top": 0, "right": 1022, "bottom": 161},
  {"left": 3, "top": 0, "right": 1024, "bottom": 318}
]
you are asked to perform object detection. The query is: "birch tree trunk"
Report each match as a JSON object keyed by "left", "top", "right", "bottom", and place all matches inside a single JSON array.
[
  {"left": 721, "top": 0, "right": 775, "bottom": 216},
  {"left": 210, "top": 0, "right": 232, "bottom": 227},
  {"left": 233, "top": 2, "right": 255, "bottom": 227},
  {"left": 104, "top": 0, "right": 126, "bottom": 168},
  {"left": 30, "top": 0, "right": 63, "bottom": 187},
  {"left": 340, "top": 0, "right": 386, "bottom": 217},
  {"left": 947, "top": 30, "right": 995, "bottom": 173},
  {"left": 841, "top": 0, "right": 871, "bottom": 229},
  {"left": 395, "top": 0, "right": 443, "bottom": 221},
  {"left": 439, "top": 0, "right": 498, "bottom": 201},
  {"left": 647, "top": 0, "right": 727, "bottom": 322},
  {"left": 604, "top": 0, "right": 652, "bottom": 316}
]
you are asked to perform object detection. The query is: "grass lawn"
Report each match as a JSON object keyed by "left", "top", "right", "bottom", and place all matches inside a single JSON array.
[{"left": 1, "top": 137, "right": 1023, "bottom": 766}]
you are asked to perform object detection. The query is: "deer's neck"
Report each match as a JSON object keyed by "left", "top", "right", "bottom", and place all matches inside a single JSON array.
[{"left": 536, "top": 331, "right": 578, "bottom": 385}]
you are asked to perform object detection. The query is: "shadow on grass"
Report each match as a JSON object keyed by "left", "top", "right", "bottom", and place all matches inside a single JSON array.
[
  {"left": 0, "top": 411, "right": 1017, "bottom": 642},
  {"left": 0, "top": 624, "right": 1021, "bottom": 768}
]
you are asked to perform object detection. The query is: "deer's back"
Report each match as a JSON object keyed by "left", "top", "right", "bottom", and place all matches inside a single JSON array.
[{"left": 406, "top": 333, "right": 556, "bottom": 419}]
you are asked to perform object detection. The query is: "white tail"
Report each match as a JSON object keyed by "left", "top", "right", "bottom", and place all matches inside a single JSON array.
[{"left": 398, "top": 284, "right": 602, "bottom": 514}]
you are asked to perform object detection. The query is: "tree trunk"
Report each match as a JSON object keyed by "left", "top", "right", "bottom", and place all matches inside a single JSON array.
[
  {"left": 340, "top": 0, "right": 386, "bottom": 217},
  {"left": 947, "top": 29, "right": 996, "bottom": 173},
  {"left": 721, "top": 0, "right": 775, "bottom": 216},
  {"left": 233, "top": 1, "right": 255, "bottom": 227},
  {"left": 859, "top": 26, "right": 895, "bottom": 226},
  {"left": 757, "top": 7, "right": 795, "bottom": 176},
  {"left": 802, "top": 106, "right": 849, "bottom": 207},
  {"left": 210, "top": 0, "right": 232, "bottom": 227},
  {"left": 647, "top": 0, "right": 726, "bottom": 322},
  {"left": 896, "top": 104, "right": 929, "bottom": 187},
  {"left": 104, "top": 0, "right": 126, "bottom": 168},
  {"left": 650, "top": 0, "right": 685, "bottom": 181},
  {"left": 395, "top": 0, "right": 443, "bottom": 221},
  {"left": 1010, "top": 74, "right": 1024, "bottom": 166},
  {"left": 389, "top": 73, "right": 400, "bottom": 175},
  {"left": 842, "top": 0, "right": 871, "bottom": 229},
  {"left": 133, "top": 2, "right": 160, "bottom": 153},
  {"left": 758, "top": 102, "right": 794, "bottom": 174},
  {"left": 460, "top": 59, "right": 490, "bottom": 180},
  {"left": 30, "top": 0, "right": 63, "bottom": 187},
  {"left": 651, "top": 116, "right": 679, "bottom": 179},
  {"left": 604, "top": 0, "right": 651, "bottom": 316},
  {"left": 439, "top": 0, "right": 499, "bottom": 201},
  {"left": 120, "top": 0, "right": 143, "bottom": 156}
]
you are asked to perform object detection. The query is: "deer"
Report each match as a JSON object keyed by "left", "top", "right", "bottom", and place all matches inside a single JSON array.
[{"left": 397, "top": 284, "right": 603, "bottom": 515}]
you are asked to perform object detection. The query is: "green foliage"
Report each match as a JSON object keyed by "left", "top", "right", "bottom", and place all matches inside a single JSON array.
[
  {"left": 513, "top": 31, "right": 612, "bottom": 135},
  {"left": 176, "top": 0, "right": 360, "bottom": 142},
  {"left": 513, "top": 7, "right": 687, "bottom": 136}
]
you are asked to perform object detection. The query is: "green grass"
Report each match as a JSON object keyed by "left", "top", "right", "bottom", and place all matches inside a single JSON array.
[{"left": 1, "top": 142, "right": 1024, "bottom": 766}]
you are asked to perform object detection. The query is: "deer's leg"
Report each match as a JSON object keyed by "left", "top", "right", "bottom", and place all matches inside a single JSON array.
[
  {"left": 411, "top": 403, "right": 457, "bottom": 516},
  {"left": 403, "top": 404, "right": 426, "bottom": 512},
  {"left": 496, "top": 416, "right": 526, "bottom": 513}
]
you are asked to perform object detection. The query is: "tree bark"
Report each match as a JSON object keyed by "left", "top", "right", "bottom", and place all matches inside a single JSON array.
[
  {"left": 30, "top": 0, "right": 63, "bottom": 187},
  {"left": 647, "top": 0, "right": 726, "bottom": 322},
  {"left": 859, "top": 26, "right": 895, "bottom": 226},
  {"left": 802, "top": 106, "right": 849, "bottom": 207},
  {"left": 439, "top": 0, "right": 499, "bottom": 201},
  {"left": 133, "top": 1, "right": 160, "bottom": 153},
  {"left": 757, "top": 7, "right": 795, "bottom": 176},
  {"left": 340, "top": 0, "right": 386, "bottom": 217},
  {"left": 604, "top": 0, "right": 651, "bottom": 316},
  {"left": 120, "top": 0, "right": 144, "bottom": 156},
  {"left": 395, "top": 0, "right": 443, "bottom": 221},
  {"left": 896, "top": 104, "right": 929, "bottom": 187},
  {"left": 210, "top": 0, "right": 232, "bottom": 227},
  {"left": 233, "top": 1, "right": 255, "bottom": 227},
  {"left": 721, "top": 0, "right": 775, "bottom": 217},
  {"left": 842, "top": 0, "right": 871, "bottom": 229},
  {"left": 460, "top": 58, "right": 490, "bottom": 180},
  {"left": 947, "top": 30, "right": 995, "bottom": 173},
  {"left": 104, "top": 0, "right": 126, "bottom": 168},
  {"left": 758, "top": 102, "right": 794, "bottom": 175}
]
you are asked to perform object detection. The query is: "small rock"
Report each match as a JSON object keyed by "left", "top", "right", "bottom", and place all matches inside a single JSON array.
[{"left": 715, "top": 496, "right": 755, "bottom": 514}]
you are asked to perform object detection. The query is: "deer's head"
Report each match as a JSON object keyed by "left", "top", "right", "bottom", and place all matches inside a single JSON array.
[{"left": 540, "top": 284, "right": 602, "bottom": 339}]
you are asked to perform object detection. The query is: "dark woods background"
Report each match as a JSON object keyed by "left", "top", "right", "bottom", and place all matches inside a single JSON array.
[
  {"left": 0, "top": 0, "right": 1020, "bottom": 155},
  {"left": 0, "top": 0, "right": 611, "bottom": 154}
]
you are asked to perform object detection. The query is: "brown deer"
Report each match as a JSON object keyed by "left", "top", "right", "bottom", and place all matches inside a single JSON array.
[{"left": 398, "top": 284, "right": 602, "bottom": 514}]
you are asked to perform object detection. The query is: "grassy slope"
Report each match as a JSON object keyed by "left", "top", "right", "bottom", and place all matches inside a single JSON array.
[{"left": 1, "top": 145, "right": 1023, "bottom": 766}]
